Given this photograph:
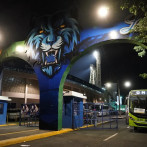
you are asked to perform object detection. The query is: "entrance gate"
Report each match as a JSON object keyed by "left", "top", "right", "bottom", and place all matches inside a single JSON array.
[{"left": 0, "top": 11, "right": 138, "bottom": 130}]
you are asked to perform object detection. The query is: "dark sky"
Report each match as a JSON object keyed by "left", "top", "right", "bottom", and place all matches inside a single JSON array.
[
  {"left": 0, "top": 0, "right": 127, "bottom": 48},
  {"left": 0, "top": 0, "right": 147, "bottom": 98},
  {"left": 70, "top": 43, "right": 147, "bottom": 97}
]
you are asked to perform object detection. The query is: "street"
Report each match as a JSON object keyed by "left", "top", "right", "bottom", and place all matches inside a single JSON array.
[{"left": 10, "top": 119, "right": 147, "bottom": 147}]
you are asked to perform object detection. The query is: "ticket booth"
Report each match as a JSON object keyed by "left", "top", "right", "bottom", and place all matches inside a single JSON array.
[
  {"left": 0, "top": 96, "right": 11, "bottom": 125},
  {"left": 62, "top": 91, "right": 87, "bottom": 129}
]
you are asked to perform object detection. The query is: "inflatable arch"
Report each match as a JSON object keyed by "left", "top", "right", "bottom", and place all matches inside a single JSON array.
[{"left": 0, "top": 12, "right": 143, "bottom": 130}]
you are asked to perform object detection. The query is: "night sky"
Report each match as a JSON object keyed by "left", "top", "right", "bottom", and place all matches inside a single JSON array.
[{"left": 0, "top": 0, "right": 147, "bottom": 98}]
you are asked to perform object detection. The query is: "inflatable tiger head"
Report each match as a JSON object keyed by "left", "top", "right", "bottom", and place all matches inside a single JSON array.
[{"left": 26, "top": 12, "right": 80, "bottom": 77}]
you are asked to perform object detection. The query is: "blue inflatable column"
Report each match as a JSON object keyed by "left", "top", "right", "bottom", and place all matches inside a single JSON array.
[
  {"left": 34, "top": 64, "right": 69, "bottom": 130},
  {"left": 24, "top": 12, "right": 80, "bottom": 130}
]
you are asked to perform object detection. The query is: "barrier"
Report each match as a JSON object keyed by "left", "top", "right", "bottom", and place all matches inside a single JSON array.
[
  {"left": 19, "top": 104, "right": 39, "bottom": 127},
  {"left": 83, "top": 103, "right": 118, "bottom": 129}
]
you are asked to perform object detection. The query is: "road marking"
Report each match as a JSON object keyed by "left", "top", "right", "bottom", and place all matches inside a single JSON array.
[
  {"left": 103, "top": 133, "right": 118, "bottom": 141},
  {"left": 127, "top": 126, "right": 130, "bottom": 128},
  {"left": 0, "top": 129, "right": 39, "bottom": 136}
]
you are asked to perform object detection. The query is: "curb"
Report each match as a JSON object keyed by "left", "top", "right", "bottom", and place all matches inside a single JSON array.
[
  {"left": 0, "top": 123, "right": 17, "bottom": 127},
  {"left": 0, "top": 128, "right": 73, "bottom": 147},
  {"left": 0, "top": 121, "right": 109, "bottom": 147}
]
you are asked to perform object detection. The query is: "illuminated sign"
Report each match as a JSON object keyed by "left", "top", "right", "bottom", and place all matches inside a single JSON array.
[
  {"left": 134, "top": 108, "right": 145, "bottom": 114},
  {"left": 131, "top": 90, "right": 147, "bottom": 95}
]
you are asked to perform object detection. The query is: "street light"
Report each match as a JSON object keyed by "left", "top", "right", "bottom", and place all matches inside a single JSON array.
[
  {"left": 124, "top": 81, "right": 131, "bottom": 87},
  {"left": 105, "top": 81, "right": 131, "bottom": 117},
  {"left": 97, "top": 6, "right": 109, "bottom": 18},
  {"left": 16, "top": 46, "right": 25, "bottom": 53},
  {"left": 93, "top": 50, "right": 98, "bottom": 59},
  {"left": 105, "top": 82, "right": 112, "bottom": 88},
  {"left": 109, "top": 30, "right": 118, "bottom": 39}
]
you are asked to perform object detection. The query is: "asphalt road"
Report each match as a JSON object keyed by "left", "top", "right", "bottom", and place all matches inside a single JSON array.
[{"left": 10, "top": 119, "right": 147, "bottom": 147}]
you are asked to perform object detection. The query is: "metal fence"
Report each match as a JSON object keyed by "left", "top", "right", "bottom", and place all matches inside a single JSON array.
[
  {"left": 83, "top": 103, "right": 118, "bottom": 129},
  {"left": 19, "top": 103, "right": 118, "bottom": 129},
  {"left": 83, "top": 109, "right": 118, "bottom": 129},
  {"left": 19, "top": 104, "right": 39, "bottom": 127}
]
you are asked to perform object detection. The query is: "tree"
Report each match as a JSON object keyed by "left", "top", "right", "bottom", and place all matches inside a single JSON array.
[{"left": 121, "top": 0, "right": 147, "bottom": 78}]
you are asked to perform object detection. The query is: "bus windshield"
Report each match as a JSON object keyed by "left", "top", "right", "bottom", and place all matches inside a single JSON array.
[{"left": 129, "top": 96, "right": 147, "bottom": 115}]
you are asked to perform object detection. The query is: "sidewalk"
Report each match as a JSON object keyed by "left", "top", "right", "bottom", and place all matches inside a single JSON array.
[
  {"left": 0, "top": 120, "right": 111, "bottom": 147},
  {"left": 0, "top": 124, "right": 75, "bottom": 147}
]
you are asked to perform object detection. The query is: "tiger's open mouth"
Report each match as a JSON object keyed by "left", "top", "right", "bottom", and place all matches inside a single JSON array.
[
  {"left": 43, "top": 48, "right": 61, "bottom": 66},
  {"left": 41, "top": 48, "right": 61, "bottom": 76}
]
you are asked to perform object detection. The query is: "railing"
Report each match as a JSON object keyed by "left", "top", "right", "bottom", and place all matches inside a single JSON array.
[
  {"left": 19, "top": 104, "right": 39, "bottom": 127},
  {"left": 83, "top": 109, "right": 118, "bottom": 129}
]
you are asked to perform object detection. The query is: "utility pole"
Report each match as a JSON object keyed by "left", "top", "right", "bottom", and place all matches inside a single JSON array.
[
  {"left": 118, "top": 86, "right": 121, "bottom": 115},
  {"left": 117, "top": 81, "right": 121, "bottom": 118}
]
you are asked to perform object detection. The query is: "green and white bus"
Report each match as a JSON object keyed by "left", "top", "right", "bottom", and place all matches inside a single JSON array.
[{"left": 126, "top": 90, "right": 147, "bottom": 130}]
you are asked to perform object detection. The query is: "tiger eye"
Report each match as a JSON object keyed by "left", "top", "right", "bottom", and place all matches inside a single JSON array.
[
  {"left": 39, "top": 30, "right": 44, "bottom": 33},
  {"left": 60, "top": 24, "right": 66, "bottom": 28}
]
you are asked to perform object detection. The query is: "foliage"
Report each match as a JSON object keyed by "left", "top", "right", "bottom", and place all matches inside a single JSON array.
[
  {"left": 121, "top": 0, "right": 147, "bottom": 57},
  {"left": 121, "top": 0, "right": 147, "bottom": 79},
  {"left": 139, "top": 73, "right": 147, "bottom": 79}
]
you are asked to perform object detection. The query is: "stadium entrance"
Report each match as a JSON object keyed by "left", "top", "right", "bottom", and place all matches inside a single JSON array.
[{"left": 0, "top": 11, "right": 138, "bottom": 130}]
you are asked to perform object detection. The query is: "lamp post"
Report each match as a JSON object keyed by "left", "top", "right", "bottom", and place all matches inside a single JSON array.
[
  {"left": 117, "top": 81, "right": 121, "bottom": 117},
  {"left": 118, "top": 81, "right": 131, "bottom": 117},
  {"left": 105, "top": 81, "right": 131, "bottom": 117},
  {"left": 104, "top": 82, "right": 113, "bottom": 103}
]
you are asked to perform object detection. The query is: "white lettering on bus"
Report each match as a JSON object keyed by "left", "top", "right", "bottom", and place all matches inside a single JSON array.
[
  {"left": 141, "top": 91, "right": 145, "bottom": 95},
  {"left": 136, "top": 91, "right": 140, "bottom": 95},
  {"left": 135, "top": 91, "right": 146, "bottom": 95}
]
